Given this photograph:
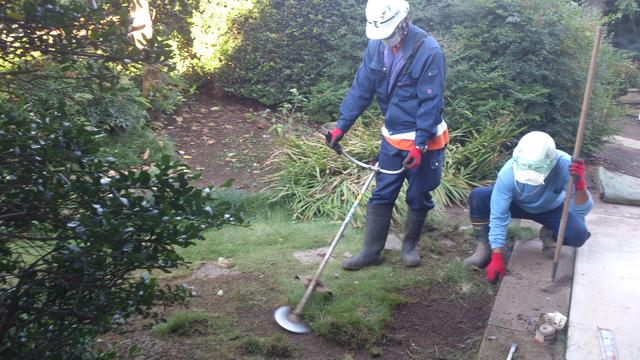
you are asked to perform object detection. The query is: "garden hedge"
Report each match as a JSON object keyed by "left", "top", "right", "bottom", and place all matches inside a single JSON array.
[{"left": 190, "top": 0, "right": 638, "bottom": 154}]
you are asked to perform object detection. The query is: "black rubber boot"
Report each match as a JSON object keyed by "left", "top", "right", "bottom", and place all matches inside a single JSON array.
[
  {"left": 539, "top": 226, "right": 556, "bottom": 259},
  {"left": 341, "top": 204, "right": 393, "bottom": 271},
  {"left": 463, "top": 223, "right": 491, "bottom": 268},
  {"left": 401, "top": 209, "right": 428, "bottom": 267}
]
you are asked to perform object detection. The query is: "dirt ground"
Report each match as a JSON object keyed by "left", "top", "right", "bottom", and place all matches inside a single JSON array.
[
  {"left": 590, "top": 113, "right": 640, "bottom": 179},
  {"left": 101, "top": 93, "right": 494, "bottom": 359},
  {"left": 160, "top": 92, "right": 275, "bottom": 190},
  {"left": 381, "top": 284, "right": 492, "bottom": 360},
  {"left": 101, "top": 261, "right": 492, "bottom": 360}
]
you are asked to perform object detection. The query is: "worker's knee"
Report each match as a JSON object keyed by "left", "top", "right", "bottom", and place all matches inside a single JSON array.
[
  {"left": 564, "top": 221, "right": 591, "bottom": 248},
  {"left": 468, "top": 187, "right": 493, "bottom": 220}
]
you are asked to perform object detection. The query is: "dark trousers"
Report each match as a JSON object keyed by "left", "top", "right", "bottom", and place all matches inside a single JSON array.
[
  {"left": 468, "top": 186, "right": 590, "bottom": 247},
  {"left": 368, "top": 138, "right": 444, "bottom": 211}
]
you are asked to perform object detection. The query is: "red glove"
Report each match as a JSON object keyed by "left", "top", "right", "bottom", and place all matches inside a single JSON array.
[
  {"left": 486, "top": 253, "right": 505, "bottom": 283},
  {"left": 402, "top": 146, "right": 423, "bottom": 169},
  {"left": 569, "top": 159, "right": 586, "bottom": 191},
  {"left": 325, "top": 128, "right": 345, "bottom": 153}
]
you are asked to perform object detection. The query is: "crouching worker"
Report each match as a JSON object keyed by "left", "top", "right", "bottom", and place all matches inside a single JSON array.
[
  {"left": 463, "top": 131, "right": 592, "bottom": 282},
  {"left": 325, "top": 0, "right": 448, "bottom": 270}
]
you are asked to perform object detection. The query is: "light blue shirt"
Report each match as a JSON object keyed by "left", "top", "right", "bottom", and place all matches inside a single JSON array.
[{"left": 489, "top": 150, "right": 593, "bottom": 249}]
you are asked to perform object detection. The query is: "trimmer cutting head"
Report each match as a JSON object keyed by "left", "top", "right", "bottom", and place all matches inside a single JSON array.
[{"left": 274, "top": 306, "right": 311, "bottom": 334}]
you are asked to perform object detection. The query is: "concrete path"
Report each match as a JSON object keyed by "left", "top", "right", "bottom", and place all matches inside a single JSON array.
[
  {"left": 565, "top": 188, "right": 640, "bottom": 359},
  {"left": 477, "top": 230, "right": 575, "bottom": 360}
]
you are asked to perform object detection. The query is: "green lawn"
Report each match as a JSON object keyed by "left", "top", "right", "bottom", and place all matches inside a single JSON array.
[{"left": 175, "top": 204, "right": 498, "bottom": 354}]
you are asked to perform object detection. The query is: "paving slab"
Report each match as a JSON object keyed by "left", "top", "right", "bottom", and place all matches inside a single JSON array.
[
  {"left": 478, "top": 239, "right": 575, "bottom": 360},
  {"left": 566, "top": 199, "right": 640, "bottom": 360},
  {"left": 613, "top": 135, "right": 640, "bottom": 150}
]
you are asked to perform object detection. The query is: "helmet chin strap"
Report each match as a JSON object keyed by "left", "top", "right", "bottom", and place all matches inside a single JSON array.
[
  {"left": 384, "top": 19, "right": 408, "bottom": 47},
  {"left": 397, "top": 19, "right": 408, "bottom": 40}
]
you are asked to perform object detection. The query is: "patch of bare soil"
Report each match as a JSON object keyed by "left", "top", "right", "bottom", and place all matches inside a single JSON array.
[
  {"left": 160, "top": 92, "right": 276, "bottom": 190},
  {"left": 381, "top": 283, "right": 493, "bottom": 360}
]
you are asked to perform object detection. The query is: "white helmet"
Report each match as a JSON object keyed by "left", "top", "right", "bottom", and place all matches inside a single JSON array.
[
  {"left": 365, "top": 0, "right": 410, "bottom": 40},
  {"left": 512, "top": 131, "right": 558, "bottom": 186}
]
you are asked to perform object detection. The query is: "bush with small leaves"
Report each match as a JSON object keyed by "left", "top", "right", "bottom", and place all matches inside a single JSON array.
[{"left": 0, "top": 101, "right": 241, "bottom": 358}]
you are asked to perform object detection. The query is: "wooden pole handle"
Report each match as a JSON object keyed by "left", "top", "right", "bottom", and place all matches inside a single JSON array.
[{"left": 551, "top": 27, "right": 603, "bottom": 280}]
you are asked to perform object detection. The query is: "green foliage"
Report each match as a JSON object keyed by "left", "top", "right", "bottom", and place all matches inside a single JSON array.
[
  {"left": 3, "top": 62, "right": 148, "bottom": 132},
  {"left": 188, "top": 0, "right": 637, "bottom": 153},
  {"left": 414, "top": 0, "right": 636, "bottom": 155},
  {"left": 259, "top": 88, "right": 310, "bottom": 136},
  {"left": 153, "top": 311, "right": 210, "bottom": 336},
  {"left": 0, "top": 2, "right": 233, "bottom": 357},
  {"left": 98, "top": 127, "right": 176, "bottom": 168},
  {"left": 435, "top": 117, "right": 523, "bottom": 207},
  {"left": 304, "top": 79, "right": 352, "bottom": 124},
  {"left": 0, "top": 101, "right": 241, "bottom": 357},
  {"left": 0, "top": 0, "right": 193, "bottom": 131},
  {"left": 152, "top": 0, "right": 201, "bottom": 74},
  {"left": 238, "top": 335, "right": 294, "bottom": 357},
  {"left": 264, "top": 116, "right": 383, "bottom": 225},
  {"left": 144, "top": 70, "right": 195, "bottom": 116},
  {"left": 265, "top": 117, "right": 520, "bottom": 223},
  {"left": 601, "top": 0, "right": 640, "bottom": 56},
  {"left": 191, "top": 0, "right": 365, "bottom": 105},
  {"left": 1, "top": 0, "right": 150, "bottom": 68}
]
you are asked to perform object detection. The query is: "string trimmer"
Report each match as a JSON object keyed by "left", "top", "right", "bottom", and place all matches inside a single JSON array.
[{"left": 274, "top": 131, "right": 404, "bottom": 334}]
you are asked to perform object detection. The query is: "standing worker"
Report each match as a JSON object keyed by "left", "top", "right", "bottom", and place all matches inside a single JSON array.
[
  {"left": 325, "top": 0, "right": 448, "bottom": 270},
  {"left": 463, "top": 131, "right": 592, "bottom": 282}
]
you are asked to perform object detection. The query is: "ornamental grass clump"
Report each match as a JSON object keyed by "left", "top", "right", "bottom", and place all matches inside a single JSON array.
[{"left": 266, "top": 115, "right": 521, "bottom": 223}]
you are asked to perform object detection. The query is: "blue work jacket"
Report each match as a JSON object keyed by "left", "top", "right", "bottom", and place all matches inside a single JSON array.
[
  {"left": 336, "top": 23, "right": 446, "bottom": 148},
  {"left": 488, "top": 150, "right": 594, "bottom": 249}
]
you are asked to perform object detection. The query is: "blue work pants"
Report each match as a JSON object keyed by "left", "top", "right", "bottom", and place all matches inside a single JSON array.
[
  {"left": 469, "top": 186, "right": 590, "bottom": 247},
  {"left": 368, "top": 138, "right": 445, "bottom": 211}
]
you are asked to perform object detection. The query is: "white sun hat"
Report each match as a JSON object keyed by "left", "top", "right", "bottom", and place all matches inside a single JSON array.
[
  {"left": 365, "top": 0, "right": 410, "bottom": 40},
  {"left": 512, "top": 131, "right": 558, "bottom": 186}
]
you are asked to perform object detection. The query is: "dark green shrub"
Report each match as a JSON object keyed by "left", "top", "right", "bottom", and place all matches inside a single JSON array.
[
  {"left": 602, "top": 0, "right": 640, "bottom": 57},
  {"left": 4, "top": 62, "right": 148, "bottom": 132},
  {"left": 0, "top": 101, "right": 241, "bottom": 358},
  {"left": 192, "top": 0, "right": 365, "bottom": 105},
  {"left": 415, "top": 0, "right": 636, "bottom": 154},
  {"left": 193, "top": 0, "right": 637, "bottom": 153},
  {"left": 0, "top": 1, "right": 239, "bottom": 355}
]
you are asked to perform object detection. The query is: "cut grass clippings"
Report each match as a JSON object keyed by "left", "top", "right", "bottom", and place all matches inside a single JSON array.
[
  {"left": 98, "top": 126, "right": 176, "bottom": 167},
  {"left": 153, "top": 310, "right": 211, "bottom": 336},
  {"left": 238, "top": 335, "right": 295, "bottom": 358}
]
